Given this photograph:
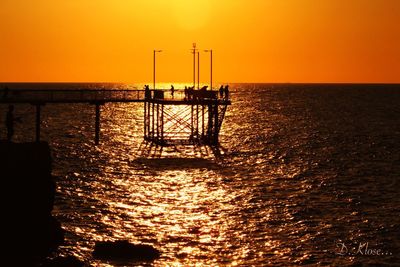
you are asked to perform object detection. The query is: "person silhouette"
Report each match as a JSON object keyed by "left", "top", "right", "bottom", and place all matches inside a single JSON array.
[
  {"left": 184, "top": 86, "right": 188, "bottom": 100},
  {"left": 170, "top": 85, "right": 175, "bottom": 99},
  {"left": 219, "top": 85, "right": 224, "bottom": 99},
  {"left": 224, "top": 85, "right": 229, "bottom": 100},
  {"left": 6, "top": 105, "right": 15, "bottom": 142},
  {"left": 188, "top": 86, "right": 194, "bottom": 100},
  {"left": 144, "top": 85, "right": 150, "bottom": 99}
]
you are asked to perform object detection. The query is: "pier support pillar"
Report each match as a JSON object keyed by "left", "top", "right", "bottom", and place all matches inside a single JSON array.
[
  {"left": 201, "top": 105, "right": 205, "bottom": 138},
  {"left": 213, "top": 102, "right": 219, "bottom": 145},
  {"left": 207, "top": 104, "right": 213, "bottom": 143},
  {"left": 95, "top": 103, "right": 101, "bottom": 145},
  {"left": 161, "top": 104, "right": 164, "bottom": 143},
  {"left": 191, "top": 105, "right": 194, "bottom": 140},
  {"left": 156, "top": 103, "right": 159, "bottom": 142},
  {"left": 147, "top": 100, "right": 151, "bottom": 139},
  {"left": 144, "top": 101, "right": 147, "bottom": 139},
  {"left": 151, "top": 102, "right": 155, "bottom": 140}
]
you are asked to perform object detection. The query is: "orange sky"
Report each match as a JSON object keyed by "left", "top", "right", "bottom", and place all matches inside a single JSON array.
[{"left": 0, "top": 0, "right": 399, "bottom": 83}]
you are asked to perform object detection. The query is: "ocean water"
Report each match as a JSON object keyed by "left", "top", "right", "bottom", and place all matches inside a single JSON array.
[{"left": 0, "top": 83, "right": 399, "bottom": 266}]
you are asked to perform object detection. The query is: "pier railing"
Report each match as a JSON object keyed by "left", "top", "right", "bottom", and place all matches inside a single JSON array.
[
  {"left": 0, "top": 88, "right": 231, "bottom": 146},
  {"left": 0, "top": 89, "right": 224, "bottom": 103},
  {"left": 0, "top": 89, "right": 146, "bottom": 103}
]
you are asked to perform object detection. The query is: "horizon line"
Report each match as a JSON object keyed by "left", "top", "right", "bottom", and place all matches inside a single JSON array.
[{"left": 1, "top": 81, "right": 400, "bottom": 85}]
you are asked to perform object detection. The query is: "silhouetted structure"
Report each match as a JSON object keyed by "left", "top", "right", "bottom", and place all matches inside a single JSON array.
[
  {"left": 224, "top": 85, "right": 230, "bottom": 100},
  {"left": 170, "top": 85, "right": 175, "bottom": 98},
  {"left": 0, "top": 88, "right": 230, "bottom": 146},
  {"left": 3, "top": 86, "right": 9, "bottom": 98},
  {"left": 144, "top": 85, "right": 151, "bottom": 99},
  {"left": 6, "top": 105, "right": 14, "bottom": 142},
  {"left": 184, "top": 86, "right": 188, "bottom": 100},
  {"left": 144, "top": 89, "right": 229, "bottom": 146},
  {"left": 93, "top": 240, "right": 160, "bottom": 261},
  {"left": 1, "top": 142, "right": 64, "bottom": 265},
  {"left": 187, "top": 86, "right": 194, "bottom": 100}
]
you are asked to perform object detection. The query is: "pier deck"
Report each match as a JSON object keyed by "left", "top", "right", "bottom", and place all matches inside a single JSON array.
[
  {"left": 0, "top": 89, "right": 231, "bottom": 146},
  {"left": 0, "top": 89, "right": 230, "bottom": 105},
  {"left": 0, "top": 89, "right": 146, "bottom": 104}
]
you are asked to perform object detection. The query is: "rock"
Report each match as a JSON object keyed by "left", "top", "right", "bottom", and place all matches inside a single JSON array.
[
  {"left": 93, "top": 240, "right": 161, "bottom": 261},
  {"left": 0, "top": 142, "right": 64, "bottom": 264}
]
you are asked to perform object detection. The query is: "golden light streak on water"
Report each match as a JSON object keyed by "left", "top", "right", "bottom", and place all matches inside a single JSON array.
[{"left": 1, "top": 83, "right": 398, "bottom": 265}]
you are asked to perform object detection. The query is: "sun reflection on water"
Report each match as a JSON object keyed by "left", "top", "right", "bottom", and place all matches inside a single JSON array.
[
  {"left": 90, "top": 163, "right": 248, "bottom": 265},
  {"left": 36, "top": 83, "right": 400, "bottom": 266}
]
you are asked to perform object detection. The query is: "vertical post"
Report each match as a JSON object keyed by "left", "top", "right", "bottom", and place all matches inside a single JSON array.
[
  {"left": 207, "top": 104, "right": 213, "bottom": 143},
  {"left": 161, "top": 104, "right": 164, "bottom": 143},
  {"left": 201, "top": 105, "right": 205, "bottom": 138},
  {"left": 205, "top": 49, "right": 213, "bottom": 90},
  {"left": 210, "top": 50, "right": 213, "bottom": 90},
  {"left": 192, "top": 43, "right": 196, "bottom": 88},
  {"left": 197, "top": 51, "right": 200, "bottom": 89},
  {"left": 147, "top": 99, "right": 151, "bottom": 137},
  {"left": 153, "top": 50, "right": 162, "bottom": 90},
  {"left": 196, "top": 104, "right": 199, "bottom": 139},
  {"left": 214, "top": 102, "right": 219, "bottom": 145},
  {"left": 191, "top": 105, "right": 194, "bottom": 141},
  {"left": 153, "top": 50, "right": 156, "bottom": 90},
  {"left": 95, "top": 103, "right": 100, "bottom": 145},
  {"left": 151, "top": 102, "right": 155, "bottom": 140},
  {"left": 144, "top": 101, "right": 147, "bottom": 138},
  {"left": 35, "top": 104, "right": 41, "bottom": 142},
  {"left": 156, "top": 103, "right": 159, "bottom": 142}
]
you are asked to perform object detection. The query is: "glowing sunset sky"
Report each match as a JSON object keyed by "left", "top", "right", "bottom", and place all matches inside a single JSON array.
[{"left": 0, "top": 0, "right": 399, "bottom": 83}]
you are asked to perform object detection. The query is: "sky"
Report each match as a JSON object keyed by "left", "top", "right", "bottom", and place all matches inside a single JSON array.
[{"left": 0, "top": 0, "right": 399, "bottom": 83}]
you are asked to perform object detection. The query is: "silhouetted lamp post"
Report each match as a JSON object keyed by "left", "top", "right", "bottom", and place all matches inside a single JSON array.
[
  {"left": 204, "top": 49, "right": 213, "bottom": 89},
  {"left": 192, "top": 43, "right": 197, "bottom": 87},
  {"left": 153, "top": 50, "right": 162, "bottom": 90},
  {"left": 197, "top": 51, "right": 200, "bottom": 89}
]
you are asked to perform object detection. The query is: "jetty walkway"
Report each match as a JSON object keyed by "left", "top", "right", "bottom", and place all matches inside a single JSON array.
[{"left": 0, "top": 88, "right": 231, "bottom": 146}]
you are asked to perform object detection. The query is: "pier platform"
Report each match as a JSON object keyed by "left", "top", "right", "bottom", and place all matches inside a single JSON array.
[{"left": 0, "top": 88, "right": 231, "bottom": 146}]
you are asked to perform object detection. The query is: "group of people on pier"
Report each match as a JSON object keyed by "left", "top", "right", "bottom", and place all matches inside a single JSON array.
[
  {"left": 144, "top": 85, "right": 151, "bottom": 99},
  {"left": 143, "top": 84, "right": 230, "bottom": 101},
  {"left": 183, "top": 86, "right": 196, "bottom": 100},
  {"left": 219, "top": 85, "right": 230, "bottom": 100},
  {"left": 184, "top": 85, "right": 229, "bottom": 101}
]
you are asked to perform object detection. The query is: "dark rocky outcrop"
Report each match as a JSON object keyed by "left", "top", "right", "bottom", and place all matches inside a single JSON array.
[
  {"left": 0, "top": 141, "right": 64, "bottom": 265},
  {"left": 93, "top": 240, "right": 161, "bottom": 261}
]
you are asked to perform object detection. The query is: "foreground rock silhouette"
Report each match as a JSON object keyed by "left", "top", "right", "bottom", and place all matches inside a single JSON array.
[
  {"left": 0, "top": 141, "right": 64, "bottom": 265},
  {"left": 93, "top": 240, "right": 161, "bottom": 261}
]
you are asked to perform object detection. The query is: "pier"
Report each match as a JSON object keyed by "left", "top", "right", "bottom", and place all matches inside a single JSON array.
[{"left": 0, "top": 88, "right": 230, "bottom": 146}]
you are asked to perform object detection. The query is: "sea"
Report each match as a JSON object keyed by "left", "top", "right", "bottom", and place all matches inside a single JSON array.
[{"left": 0, "top": 83, "right": 399, "bottom": 266}]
